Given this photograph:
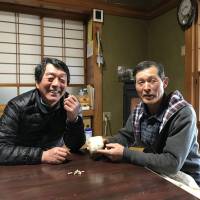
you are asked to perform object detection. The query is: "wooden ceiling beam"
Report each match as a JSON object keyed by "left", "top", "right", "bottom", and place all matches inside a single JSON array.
[
  {"left": 0, "top": 2, "right": 89, "bottom": 21},
  {"left": 0, "top": 0, "right": 179, "bottom": 19},
  {"left": 149, "top": 0, "right": 179, "bottom": 19}
]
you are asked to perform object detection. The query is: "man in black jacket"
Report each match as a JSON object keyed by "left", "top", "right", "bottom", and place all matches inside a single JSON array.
[{"left": 0, "top": 57, "right": 85, "bottom": 165}]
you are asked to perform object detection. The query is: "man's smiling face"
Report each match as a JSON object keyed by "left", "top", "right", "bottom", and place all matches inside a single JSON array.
[{"left": 36, "top": 63, "right": 68, "bottom": 107}]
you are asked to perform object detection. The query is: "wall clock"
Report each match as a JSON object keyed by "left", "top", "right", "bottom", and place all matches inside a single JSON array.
[{"left": 177, "top": 0, "right": 197, "bottom": 30}]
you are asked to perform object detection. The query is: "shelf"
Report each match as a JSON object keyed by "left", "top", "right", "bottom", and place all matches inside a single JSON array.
[{"left": 82, "top": 109, "right": 94, "bottom": 117}]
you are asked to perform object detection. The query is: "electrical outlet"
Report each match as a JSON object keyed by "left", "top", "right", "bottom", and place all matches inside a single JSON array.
[{"left": 103, "top": 112, "right": 111, "bottom": 121}]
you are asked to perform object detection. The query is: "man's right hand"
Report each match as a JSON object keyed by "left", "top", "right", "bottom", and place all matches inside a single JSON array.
[{"left": 41, "top": 147, "right": 71, "bottom": 164}]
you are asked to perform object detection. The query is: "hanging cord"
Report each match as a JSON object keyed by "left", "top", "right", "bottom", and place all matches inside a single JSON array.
[
  {"left": 107, "top": 118, "right": 112, "bottom": 136},
  {"left": 104, "top": 115, "right": 108, "bottom": 137},
  {"left": 104, "top": 115, "right": 112, "bottom": 136}
]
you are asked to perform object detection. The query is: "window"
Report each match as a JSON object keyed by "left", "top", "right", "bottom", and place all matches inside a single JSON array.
[{"left": 0, "top": 11, "right": 85, "bottom": 104}]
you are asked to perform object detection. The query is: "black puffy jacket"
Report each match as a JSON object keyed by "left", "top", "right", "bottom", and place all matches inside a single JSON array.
[{"left": 0, "top": 89, "right": 85, "bottom": 165}]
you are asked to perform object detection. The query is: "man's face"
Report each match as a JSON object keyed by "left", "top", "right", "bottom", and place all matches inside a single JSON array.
[
  {"left": 135, "top": 66, "right": 168, "bottom": 109},
  {"left": 36, "top": 63, "right": 68, "bottom": 107}
]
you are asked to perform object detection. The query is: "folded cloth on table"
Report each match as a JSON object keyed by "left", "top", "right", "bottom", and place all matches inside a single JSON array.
[{"left": 161, "top": 171, "right": 200, "bottom": 199}]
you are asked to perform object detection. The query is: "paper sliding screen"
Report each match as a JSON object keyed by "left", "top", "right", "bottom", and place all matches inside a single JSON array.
[{"left": 0, "top": 11, "right": 86, "bottom": 104}]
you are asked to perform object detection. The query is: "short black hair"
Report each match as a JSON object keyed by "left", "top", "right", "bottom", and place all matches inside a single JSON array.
[
  {"left": 133, "top": 61, "right": 165, "bottom": 81},
  {"left": 35, "top": 57, "right": 70, "bottom": 84}
]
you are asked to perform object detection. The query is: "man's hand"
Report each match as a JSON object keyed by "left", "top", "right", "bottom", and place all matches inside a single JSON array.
[
  {"left": 97, "top": 143, "right": 124, "bottom": 162},
  {"left": 41, "top": 147, "right": 71, "bottom": 164},
  {"left": 64, "top": 95, "right": 80, "bottom": 122}
]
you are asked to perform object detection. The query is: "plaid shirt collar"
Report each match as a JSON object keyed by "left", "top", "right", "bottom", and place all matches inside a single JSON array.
[{"left": 132, "top": 90, "right": 189, "bottom": 137}]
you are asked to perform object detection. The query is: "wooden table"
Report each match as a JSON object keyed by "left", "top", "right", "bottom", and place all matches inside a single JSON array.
[{"left": 0, "top": 151, "right": 198, "bottom": 200}]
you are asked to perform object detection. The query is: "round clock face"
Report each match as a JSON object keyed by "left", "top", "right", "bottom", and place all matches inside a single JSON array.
[{"left": 177, "top": 0, "right": 197, "bottom": 30}]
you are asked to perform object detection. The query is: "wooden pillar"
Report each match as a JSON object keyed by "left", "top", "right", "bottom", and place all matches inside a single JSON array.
[{"left": 86, "top": 20, "right": 103, "bottom": 136}]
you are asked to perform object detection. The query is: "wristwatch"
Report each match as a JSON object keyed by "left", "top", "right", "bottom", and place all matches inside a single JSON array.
[{"left": 67, "top": 116, "right": 79, "bottom": 124}]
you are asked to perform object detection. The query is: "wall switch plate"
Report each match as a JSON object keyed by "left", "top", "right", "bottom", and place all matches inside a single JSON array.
[{"left": 103, "top": 112, "right": 111, "bottom": 121}]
